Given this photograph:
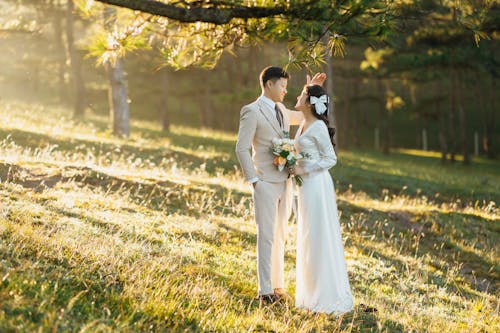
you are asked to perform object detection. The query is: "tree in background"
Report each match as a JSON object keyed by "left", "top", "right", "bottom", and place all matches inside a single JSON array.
[
  {"left": 1, "top": 0, "right": 88, "bottom": 118},
  {"left": 102, "top": 6, "right": 132, "bottom": 137},
  {"left": 357, "top": 0, "right": 498, "bottom": 163},
  {"left": 81, "top": 0, "right": 398, "bottom": 136},
  {"left": 66, "top": 0, "right": 87, "bottom": 118},
  {"left": 0, "top": 0, "right": 497, "bottom": 158}
]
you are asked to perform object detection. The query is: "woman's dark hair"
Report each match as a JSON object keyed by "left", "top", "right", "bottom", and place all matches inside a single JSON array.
[
  {"left": 260, "top": 66, "right": 290, "bottom": 88},
  {"left": 306, "top": 84, "right": 336, "bottom": 147}
]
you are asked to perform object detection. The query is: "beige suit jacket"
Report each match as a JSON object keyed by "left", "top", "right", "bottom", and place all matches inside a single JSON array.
[{"left": 236, "top": 98, "right": 303, "bottom": 183}]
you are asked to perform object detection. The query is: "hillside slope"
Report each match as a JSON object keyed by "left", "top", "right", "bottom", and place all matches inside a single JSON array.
[{"left": 0, "top": 100, "right": 498, "bottom": 332}]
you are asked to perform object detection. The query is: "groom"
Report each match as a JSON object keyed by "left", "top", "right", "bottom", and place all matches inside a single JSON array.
[{"left": 235, "top": 66, "right": 326, "bottom": 305}]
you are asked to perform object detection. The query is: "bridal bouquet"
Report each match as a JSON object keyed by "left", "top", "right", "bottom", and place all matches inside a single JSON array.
[{"left": 271, "top": 132, "right": 307, "bottom": 186}]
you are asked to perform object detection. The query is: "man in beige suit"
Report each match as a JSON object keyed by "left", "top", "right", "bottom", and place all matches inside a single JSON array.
[{"left": 235, "top": 66, "right": 326, "bottom": 305}]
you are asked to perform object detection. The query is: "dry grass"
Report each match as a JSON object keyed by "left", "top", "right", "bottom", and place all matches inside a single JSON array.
[{"left": 0, "top": 100, "right": 498, "bottom": 332}]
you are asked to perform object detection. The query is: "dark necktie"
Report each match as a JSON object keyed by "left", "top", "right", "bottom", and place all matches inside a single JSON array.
[{"left": 275, "top": 104, "right": 283, "bottom": 128}]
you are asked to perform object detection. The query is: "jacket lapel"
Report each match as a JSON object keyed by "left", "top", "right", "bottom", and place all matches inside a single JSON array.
[{"left": 258, "top": 100, "right": 284, "bottom": 138}]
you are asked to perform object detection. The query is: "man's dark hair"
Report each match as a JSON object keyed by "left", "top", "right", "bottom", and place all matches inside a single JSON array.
[{"left": 260, "top": 66, "right": 290, "bottom": 88}]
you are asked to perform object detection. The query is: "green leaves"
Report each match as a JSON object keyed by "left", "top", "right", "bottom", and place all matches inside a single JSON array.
[
  {"left": 286, "top": 38, "right": 326, "bottom": 71},
  {"left": 357, "top": 0, "right": 499, "bottom": 83},
  {"left": 385, "top": 90, "right": 405, "bottom": 112},
  {"left": 79, "top": 0, "right": 401, "bottom": 70},
  {"left": 74, "top": 0, "right": 101, "bottom": 18},
  {"left": 80, "top": 0, "right": 497, "bottom": 71},
  {"left": 473, "top": 30, "right": 490, "bottom": 47},
  {"left": 85, "top": 24, "right": 151, "bottom": 67},
  {"left": 155, "top": 21, "right": 247, "bottom": 70},
  {"left": 328, "top": 33, "right": 347, "bottom": 57},
  {"left": 360, "top": 47, "right": 393, "bottom": 72}
]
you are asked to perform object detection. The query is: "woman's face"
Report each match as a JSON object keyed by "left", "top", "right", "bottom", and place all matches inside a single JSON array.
[{"left": 294, "top": 87, "right": 309, "bottom": 112}]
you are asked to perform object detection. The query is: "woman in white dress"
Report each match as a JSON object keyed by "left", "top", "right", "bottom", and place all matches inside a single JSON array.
[{"left": 289, "top": 84, "right": 354, "bottom": 315}]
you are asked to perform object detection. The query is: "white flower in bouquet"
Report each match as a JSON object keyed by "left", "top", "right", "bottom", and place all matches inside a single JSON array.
[{"left": 271, "top": 132, "right": 309, "bottom": 186}]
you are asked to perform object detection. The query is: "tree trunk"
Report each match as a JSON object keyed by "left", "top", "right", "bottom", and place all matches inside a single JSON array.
[
  {"left": 158, "top": 69, "right": 170, "bottom": 132},
  {"left": 409, "top": 83, "right": 421, "bottom": 148},
  {"left": 32, "top": 63, "right": 41, "bottom": 92},
  {"left": 416, "top": 122, "right": 422, "bottom": 149},
  {"left": 66, "top": 0, "right": 86, "bottom": 118},
  {"left": 104, "top": 6, "right": 130, "bottom": 137},
  {"left": 341, "top": 79, "right": 351, "bottom": 150},
  {"left": 248, "top": 45, "right": 258, "bottom": 84},
  {"left": 457, "top": 70, "right": 470, "bottom": 165},
  {"left": 227, "top": 57, "right": 240, "bottom": 131},
  {"left": 378, "top": 79, "right": 390, "bottom": 154},
  {"left": 484, "top": 76, "right": 496, "bottom": 159},
  {"left": 448, "top": 69, "right": 458, "bottom": 162},
  {"left": 53, "top": 1, "right": 67, "bottom": 103},
  {"left": 352, "top": 81, "right": 361, "bottom": 147},
  {"left": 437, "top": 98, "right": 448, "bottom": 163},
  {"left": 199, "top": 71, "right": 215, "bottom": 129},
  {"left": 474, "top": 72, "right": 486, "bottom": 157},
  {"left": 325, "top": 47, "right": 338, "bottom": 148}
]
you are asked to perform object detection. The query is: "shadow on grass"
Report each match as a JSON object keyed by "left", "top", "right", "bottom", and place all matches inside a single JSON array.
[
  {"left": 0, "top": 230, "right": 196, "bottom": 332},
  {"left": 2, "top": 206, "right": 410, "bottom": 332},
  {"left": 334, "top": 160, "right": 499, "bottom": 205},
  {"left": 3, "top": 126, "right": 499, "bottom": 204},
  {"left": 3, "top": 155, "right": 497, "bottom": 295},
  {"left": 339, "top": 308, "right": 407, "bottom": 333},
  {"left": 2, "top": 153, "right": 497, "bottom": 296},
  {"left": 0, "top": 127, "right": 209, "bottom": 169},
  {"left": 340, "top": 200, "right": 499, "bottom": 296},
  {"left": 166, "top": 130, "right": 236, "bottom": 153},
  {"left": 0, "top": 160, "right": 251, "bottom": 218}
]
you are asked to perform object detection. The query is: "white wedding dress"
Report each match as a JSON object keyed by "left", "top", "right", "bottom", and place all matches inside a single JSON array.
[{"left": 294, "top": 120, "right": 354, "bottom": 315}]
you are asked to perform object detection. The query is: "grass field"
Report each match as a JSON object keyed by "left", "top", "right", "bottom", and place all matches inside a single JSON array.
[{"left": 0, "top": 100, "right": 498, "bottom": 332}]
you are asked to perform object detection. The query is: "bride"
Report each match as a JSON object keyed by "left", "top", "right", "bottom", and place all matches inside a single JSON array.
[{"left": 289, "top": 84, "right": 354, "bottom": 315}]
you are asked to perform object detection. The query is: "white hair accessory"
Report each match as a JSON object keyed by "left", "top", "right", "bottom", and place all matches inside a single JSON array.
[{"left": 310, "top": 95, "right": 328, "bottom": 115}]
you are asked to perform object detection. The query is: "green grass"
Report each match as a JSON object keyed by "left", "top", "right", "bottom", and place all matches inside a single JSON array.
[{"left": 0, "top": 99, "right": 498, "bottom": 332}]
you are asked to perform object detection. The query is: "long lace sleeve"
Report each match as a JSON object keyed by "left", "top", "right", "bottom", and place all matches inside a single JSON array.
[{"left": 302, "top": 122, "right": 337, "bottom": 174}]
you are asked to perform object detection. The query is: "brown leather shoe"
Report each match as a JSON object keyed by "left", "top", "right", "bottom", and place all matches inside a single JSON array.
[
  {"left": 274, "top": 289, "right": 293, "bottom": 303},
  {"left": 257, "top": 294, "right": 280, "bottom": 307},
  {"left": 359, "top": 303, "right": 378, "bottom": 313}
]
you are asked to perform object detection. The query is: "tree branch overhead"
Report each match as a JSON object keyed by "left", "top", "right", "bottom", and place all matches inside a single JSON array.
[{"left": 95, "top": 0, "right": 287, "bottom": 24}]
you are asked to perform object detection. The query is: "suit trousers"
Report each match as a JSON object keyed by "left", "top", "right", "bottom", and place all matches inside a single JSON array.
[{"left": 253, "top": 178, "right": 292, "bottom": 295}]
